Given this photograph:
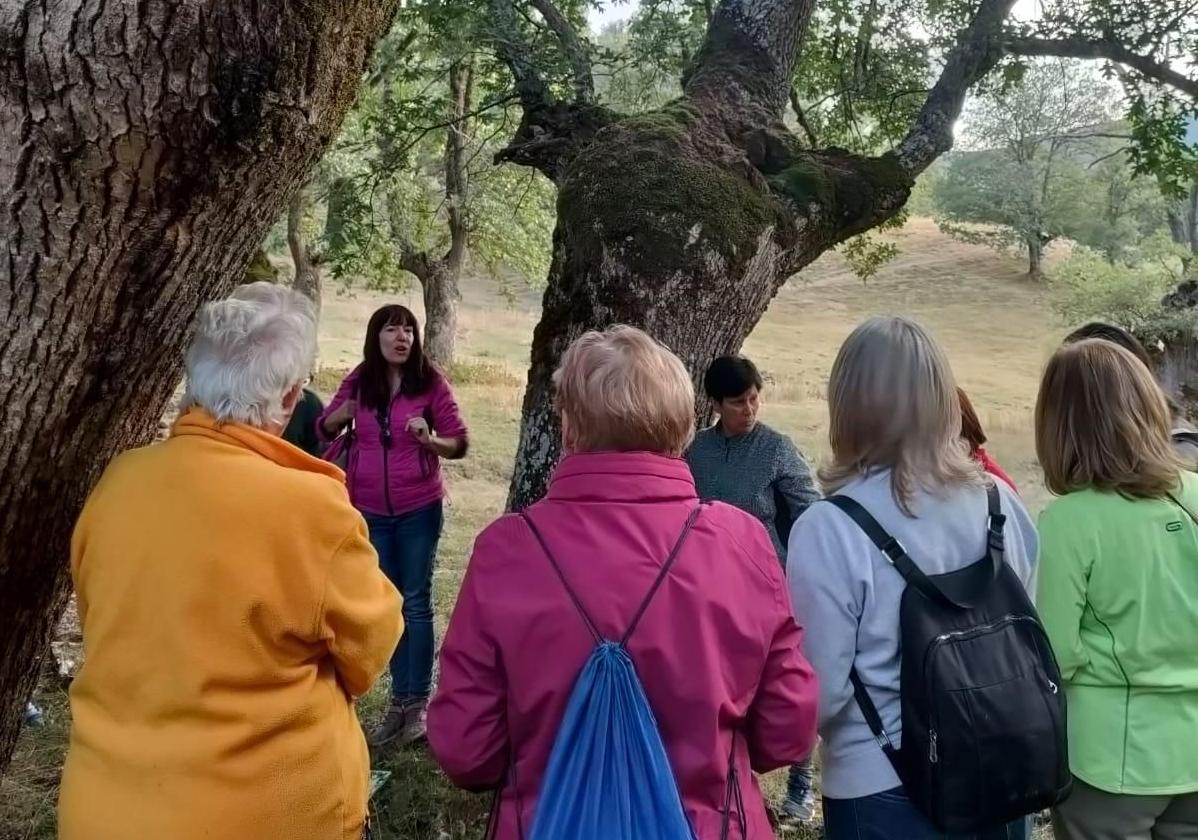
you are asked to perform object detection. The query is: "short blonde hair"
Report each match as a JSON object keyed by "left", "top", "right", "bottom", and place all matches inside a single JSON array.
[
  {"left": 821, "top": 316, "right": 982, "bottom": 514},
  {"left": 554, "top": 326, "right": 695, "bottom": 456},
  {"left": 1036, "top": 339, "right": 1183, "bottom": 498}
]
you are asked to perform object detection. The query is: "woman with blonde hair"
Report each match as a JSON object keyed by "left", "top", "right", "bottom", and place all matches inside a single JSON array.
[
  {"left": 428, "top": 325, "right": 819, "bottom": 839},
  {"left": 1036, "top": 339, "right": 1198, "bottom": 840},
  {"left": 788, "top": 316, "right": 1038, "bottom": 839}
]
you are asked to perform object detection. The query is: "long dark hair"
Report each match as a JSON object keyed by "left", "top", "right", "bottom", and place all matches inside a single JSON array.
[{"left": 359, "top": 304, "right": 434, "bottom": 411}]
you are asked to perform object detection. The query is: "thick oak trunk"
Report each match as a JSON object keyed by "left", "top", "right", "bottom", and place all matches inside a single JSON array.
[
  {"left": 0, "top": 0, "right": 398, "bottom": 774},
  {"left": 505, "top": 103, "right": 910, "bottom": 509},
  {"left": 502, "top": 0, "right": 1016, "bottom": 510}
]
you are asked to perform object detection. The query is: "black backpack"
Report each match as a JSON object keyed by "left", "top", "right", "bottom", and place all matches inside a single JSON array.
[{"left": 827, "top": 483, "right": 1072, "bottom": 833}]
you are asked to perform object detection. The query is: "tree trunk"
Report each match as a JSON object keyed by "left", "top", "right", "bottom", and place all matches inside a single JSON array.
[
  {"left": 1157, "top": 336, "right": 1198, "bottom": 418},
  {"left": 288, "top": 190, "right": 323, "bottom": 319},
  {"left": 1027, "top": 235, "right": 1045, "bottom": 279},
  {"left": 422, "top": 262, "right": 460, "bottom": 367},
  {"left": 391, "top": 61, "right": 471, "bottom": 368},
  {"left": 501, "top": 0, "right": 1018, "bottom": 510},
  {"left": 429, "top": 60, "right": 473, "bottom": 369},
  {"left": 0, "top": 0, "right": 398, "bottom": 775}
]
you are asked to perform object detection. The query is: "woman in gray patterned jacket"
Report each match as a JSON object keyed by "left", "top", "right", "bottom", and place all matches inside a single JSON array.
[{"left": 686, "top": 354, "right": 820, "bottom": 825}]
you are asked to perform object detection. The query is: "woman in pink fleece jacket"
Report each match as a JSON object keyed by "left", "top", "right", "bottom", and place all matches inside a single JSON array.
[
  {"left": 319, "top": 304, "right": 468, "bottom": 748},
  {"left": 428, "top": 326, "right": 819, "bottom": 840}
]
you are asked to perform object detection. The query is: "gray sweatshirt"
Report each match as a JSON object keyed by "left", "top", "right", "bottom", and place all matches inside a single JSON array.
[
  {"left": 685, "top": 422, "right": 819, "bottom": 561},
  {"left": 786, "top": 469, "right": 1038, "bottom": 800}
]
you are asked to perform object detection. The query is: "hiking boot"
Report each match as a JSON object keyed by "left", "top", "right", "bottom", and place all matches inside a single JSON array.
[
  {"left": 397, "top": 699, "right": 428, "bottom": 747},
  {"left": 779, "top": 787, "right": 817, "bottom": 825},
  {"left": 368, "top": 701, "right": 409, "bottom": 749}
]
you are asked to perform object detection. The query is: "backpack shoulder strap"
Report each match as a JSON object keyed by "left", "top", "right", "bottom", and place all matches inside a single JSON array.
[
  {"left": 620, "top": 503, "right": 705, "bottom": 646},
  {"left": 521, "top": 503, "right": 706, "bottom": 647},
  {"left": 848, "top": 667, "right": 902, "bottom": 765},
  {"left": 521, "top": 513, "right": 602, "bottom": 644},
  {"left": 984, "top": 481, "right": 1006, "bottom": 579},
  {"left": 824, "top": 495, "right": 960, "bottom": 608}
]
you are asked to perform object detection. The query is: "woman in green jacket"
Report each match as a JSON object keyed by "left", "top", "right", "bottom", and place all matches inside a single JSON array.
[{"left": 1035, "top": 338, "right": 1198, "bottom": 840}]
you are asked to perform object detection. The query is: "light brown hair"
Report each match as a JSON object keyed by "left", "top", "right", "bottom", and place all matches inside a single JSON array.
[
  {"left": 1036, "top": 339, "right": 1183, "bottom": 498},
  {"left": 554, "top": 325, "right": 696, "bottom": 456},
  {"left": 821, "top": 316, "right": 982, "bottom": 514}
]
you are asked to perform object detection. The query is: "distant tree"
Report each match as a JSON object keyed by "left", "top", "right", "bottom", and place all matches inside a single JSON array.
[
  {"left": 322, "top": 13, "right": 556, "bottom": 366},
  {"left": 935, "top": 60, "right": 1120, "bottom": 277}
]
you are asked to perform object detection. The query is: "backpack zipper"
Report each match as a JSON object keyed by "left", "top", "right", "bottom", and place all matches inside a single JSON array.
[{"left": 924, "top": 614, "right": 1053, "bottom": 765}]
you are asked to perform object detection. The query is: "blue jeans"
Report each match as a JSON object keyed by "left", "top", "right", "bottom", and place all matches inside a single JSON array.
[
  {"left": 824, "top": 787, "right": 1029, "bottom": 840},
  {"left": 366, "top": 502, "right": 443, "bottom": 702}
]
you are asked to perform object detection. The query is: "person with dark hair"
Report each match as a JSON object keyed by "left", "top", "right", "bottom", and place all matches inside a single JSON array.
[
  {"left": 686, "top": 354, "right": 820, "bottom": 825},
  {"left": 957, "top": 387, "right": 1017, "bottom": 491},
  {"left": 319, "top": 304, "right": 469, "bottom": 748},
  {"left": 282, "top": 386, "right": 326, "bottom": 456},
  {"left": 1063, "top": 322, "right": 1198, "bottom": 464}
]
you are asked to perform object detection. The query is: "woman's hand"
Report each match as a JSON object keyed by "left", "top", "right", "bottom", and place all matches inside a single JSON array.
[
  {"left": 407, "top": 415, "right": 465, "bottom": 458},
  {"left": 406, "top": 416, "right": 432, "bottom": 446}
]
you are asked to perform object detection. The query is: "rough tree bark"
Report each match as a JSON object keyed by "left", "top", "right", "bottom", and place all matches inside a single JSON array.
[
  {"left": 496, "top": 0, "right": 1019, "bottom": 510},
  {"left": 288, "top": 188, "right": 323, "bottom": 319},
  {"left": 0, "top": 0, "right": 399, "bottom": 775},
  {"left": 1167, "top": 183, "right": 1198, "bottom": 277},
  {"left": 391, "top": 60, "right": 472, "bottom": 366}
]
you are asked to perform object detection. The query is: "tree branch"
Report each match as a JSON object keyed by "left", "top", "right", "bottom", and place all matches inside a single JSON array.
[
  {"left": 527, "top": 0, "right": 594, "bottom": 102},
  {"left": 892, "top": 0, "right": 1020, "bottom": 177},
  {"left": 1088, "top": 146, "right": 1132, "bottom": 169},
  {"left": 789, "top": 87, "right": 819, "bottom": 146},
  {"left": 490, "top": 0, "right": 554, "bottom": 113},
  {"left": 684, "top": 0, "right": 819, "bottom": 116},
  {"left": 384, "top": 188, "right": 433, "bottom": 284},
  {"left": 487, "top": 0, "right": 616, "bottom": 181},
  {"left": 1005, "top": 36, "right": 1198, "bottom": 100},
  {"left": 445, "top": 61, "right": 472, "bottom": 271}
]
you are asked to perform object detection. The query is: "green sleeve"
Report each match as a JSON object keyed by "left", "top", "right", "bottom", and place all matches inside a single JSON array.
[{"left": 1035, "top": 501, "right": 1093, "bottom": 681}]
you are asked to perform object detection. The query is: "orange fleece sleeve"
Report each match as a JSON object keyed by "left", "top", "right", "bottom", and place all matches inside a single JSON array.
[{"left": 318, "top": 519, "right": 404, "bottom": 697}]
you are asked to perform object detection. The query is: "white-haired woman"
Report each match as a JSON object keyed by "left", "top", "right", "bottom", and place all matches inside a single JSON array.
[
  {"left": 428, "top": 325, "right": 818, "bottom": 839},
  {"left": 787, "top": 316, "right": 1039, "bottom": 840},
  {"left": 58, "top": 282, "right": 402, "bottom": 840}
]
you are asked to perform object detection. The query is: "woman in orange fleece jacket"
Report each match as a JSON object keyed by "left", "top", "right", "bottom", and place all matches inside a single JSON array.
[{"left": 58, "top": 283, "right": 403, "bottom": 840}]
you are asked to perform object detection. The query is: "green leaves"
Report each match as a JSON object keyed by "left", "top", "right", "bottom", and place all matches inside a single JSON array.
[{"left": 1046, "top": 241, "right": 1195, "bottom": 343}]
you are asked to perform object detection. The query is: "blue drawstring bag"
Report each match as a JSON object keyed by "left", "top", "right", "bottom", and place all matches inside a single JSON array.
[{"left": 506, "top": 505, "right": 741, "bottom": 840}]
